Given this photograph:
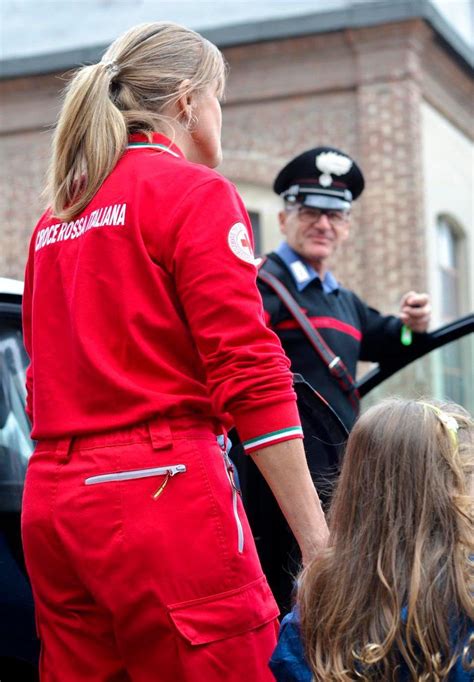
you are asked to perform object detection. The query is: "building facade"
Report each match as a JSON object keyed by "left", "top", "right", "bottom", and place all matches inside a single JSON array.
[{"left": 1, "top": 3, "right": 472, "bottom": 387}]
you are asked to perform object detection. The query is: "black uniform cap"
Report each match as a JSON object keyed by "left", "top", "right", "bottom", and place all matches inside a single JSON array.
[{"left": 273, "top": 146, "right": 365, "bottom": 211}]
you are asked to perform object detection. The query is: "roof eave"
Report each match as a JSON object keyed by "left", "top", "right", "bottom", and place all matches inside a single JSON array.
[{"left": 0, "top": 0, "right": 472, "bottom": 80}]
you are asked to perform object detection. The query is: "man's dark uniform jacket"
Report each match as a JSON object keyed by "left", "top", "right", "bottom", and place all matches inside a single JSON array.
[
  {"left": 238, "top": 251, "right": 424, "bottom": 614},
  {"left": 259, "top": 252, "right": 406, "bottom": 430}
]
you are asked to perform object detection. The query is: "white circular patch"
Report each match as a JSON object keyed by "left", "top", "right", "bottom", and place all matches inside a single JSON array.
[
  {"left": 319, "top": 172, "right": 333, "bottom": 187},
  {"left": 227, "top": 222, "right": 255, "bottom": 264}
]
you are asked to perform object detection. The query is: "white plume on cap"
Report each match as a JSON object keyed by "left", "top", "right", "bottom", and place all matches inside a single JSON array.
[{"left": 315, "top": 151, "right": 353, "bottom": 177}]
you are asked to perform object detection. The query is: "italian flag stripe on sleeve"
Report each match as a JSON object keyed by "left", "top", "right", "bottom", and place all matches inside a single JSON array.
[{"left": 242, "top": 426, "right": 303, "bottom": 454}]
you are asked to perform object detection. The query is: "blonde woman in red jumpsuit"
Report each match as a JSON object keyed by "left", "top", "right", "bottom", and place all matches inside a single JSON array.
[{"left": 21, "top": 22, "right": 328, "bottom": 682}]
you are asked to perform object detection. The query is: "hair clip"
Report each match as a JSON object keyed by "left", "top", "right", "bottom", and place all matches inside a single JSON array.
[{"left": 418, "top": 402, "right": 459, "bottom": 445}]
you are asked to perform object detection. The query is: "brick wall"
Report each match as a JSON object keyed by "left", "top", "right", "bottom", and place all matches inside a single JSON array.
[
  {"left": 0, "top": 74, "right": 61, "bottom": 277},
  {"left": 0, "top": 129, "right": 51, "bottom": 277},
  {"left": 221, "top": 20, "right": 437, "bottom": 314},
  {"left": 0, "top": 17, "right": 472, "bottom": 323}
]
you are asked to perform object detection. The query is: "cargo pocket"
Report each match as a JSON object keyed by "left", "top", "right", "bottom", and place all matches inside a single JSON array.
[{"left": 167, "top": 575, "right": 279, "bottom": 646}]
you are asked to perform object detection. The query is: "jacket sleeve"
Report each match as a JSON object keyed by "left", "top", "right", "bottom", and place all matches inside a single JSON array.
[
  {"left": 356, "top": 294, "right": 429, "bottom": 362},
  {"left": 165, "top": 177, "right": 302, "bottom": 452},
  {"left": 269, "top": 609, "right": 313, "bottom": 682}
]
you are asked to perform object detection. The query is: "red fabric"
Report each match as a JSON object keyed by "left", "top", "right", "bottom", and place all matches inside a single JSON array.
[
  {"left": 23, "top": 133, "right": 300, "bottom": 444},
  {"left": 274, "top": 315, "right": 362, "bottom": 341},
  {"left": 22, "top": 417, "right": 279, "bottom": 681}
]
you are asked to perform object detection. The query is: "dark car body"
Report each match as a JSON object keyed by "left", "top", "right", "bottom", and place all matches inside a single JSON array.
[{"left": 0, "top": 279, "right": 39, "bottom": 680}]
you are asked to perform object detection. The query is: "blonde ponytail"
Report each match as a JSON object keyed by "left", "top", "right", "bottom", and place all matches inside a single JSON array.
[
  {"left": 47, "top": 62, "right": 127, "bottom": 220},
  {"left": 46, "top": 22, "right": 226, "bottom": 220}
]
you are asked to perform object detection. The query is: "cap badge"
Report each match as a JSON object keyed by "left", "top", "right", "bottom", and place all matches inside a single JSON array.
[{"left": 315, "top": 152, "right": 353, "bottom": 188}]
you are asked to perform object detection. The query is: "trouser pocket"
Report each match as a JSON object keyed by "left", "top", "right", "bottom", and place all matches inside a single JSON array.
[
  {"left": 219, "top": 446, "right": 245, "bottom": 554},
  {"left": 84, "top": 464, "right": 187, "bottom": 485},
  {"left": 168, "top": 575, "right": 278, "bottom": 643},
  {"left": 84, "top": 464, "right": 187, "bottom": 500},
  {"left": 167, "top": 576, "right": 279, "bottom": 682}
]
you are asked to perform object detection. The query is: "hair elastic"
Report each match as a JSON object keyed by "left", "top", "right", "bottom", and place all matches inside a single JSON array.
[
  {"left": 102, "top": 60, "right": 120, "bottom": 78},
  {"left": 418, "top": 402, "right": 459, "bottom": 445}
]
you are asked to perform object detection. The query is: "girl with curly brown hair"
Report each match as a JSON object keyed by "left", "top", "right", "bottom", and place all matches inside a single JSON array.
[{"left": 270, "top": 398, "right": 473, "bottom": 681}]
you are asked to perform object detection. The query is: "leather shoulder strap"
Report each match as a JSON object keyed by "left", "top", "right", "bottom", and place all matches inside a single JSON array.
[{"left": 257, "top": 267, "right": 359, "bottom": 402}]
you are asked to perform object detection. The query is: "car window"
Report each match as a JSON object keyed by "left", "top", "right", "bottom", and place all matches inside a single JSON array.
[
  {"left": 0, "top": 321, "right": 34, "bottom": 512},
  {"left": 361, "top": 333, "right": 473, "bottom": 414}
]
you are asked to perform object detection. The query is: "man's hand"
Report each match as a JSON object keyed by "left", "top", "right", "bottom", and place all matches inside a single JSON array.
[{"left": 399, "top": 291, "right": 431, "bottom": 333}]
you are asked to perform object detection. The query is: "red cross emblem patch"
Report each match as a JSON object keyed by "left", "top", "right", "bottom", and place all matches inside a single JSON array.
[{"left": 227, "top": 222, "right": 255, "bottom": 264}]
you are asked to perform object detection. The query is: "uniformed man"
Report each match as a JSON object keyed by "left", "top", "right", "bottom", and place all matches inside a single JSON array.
[
  {"left": 245, "top": 146, "right": 431, "bottom": 612},
  {"left": 259, "top": 145, "right": 431, "bottom": 431}
]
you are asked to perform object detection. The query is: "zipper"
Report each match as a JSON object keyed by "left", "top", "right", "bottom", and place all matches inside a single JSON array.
[
  {"left": 84, "top": 464, "right": 186, "bottom": 485},
  {"left": 220, "top": 447, "right": 244, "bottom": 554},
  {"left": 231, "top": 474, "right": 244, "bottom": 553}
]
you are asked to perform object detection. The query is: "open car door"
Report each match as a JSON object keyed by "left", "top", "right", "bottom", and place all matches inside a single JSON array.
[{"left": 357, "top": 313, "right": 473, "bottom": 403}]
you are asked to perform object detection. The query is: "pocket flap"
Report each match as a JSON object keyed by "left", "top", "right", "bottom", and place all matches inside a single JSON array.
[{"left": 168, "top": 576, "right": 279, "bottom": 645}]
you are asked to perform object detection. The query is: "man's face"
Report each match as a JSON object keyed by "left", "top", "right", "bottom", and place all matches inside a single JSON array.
[{"left": 279, "top": 204, "right": 351, "bottom": 272}]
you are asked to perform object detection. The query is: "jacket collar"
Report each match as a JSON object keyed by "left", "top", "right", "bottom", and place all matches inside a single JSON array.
[
  {"left": 274, "top": 241, "right": 339, "bottom": 293},
  {"left": 127, "top": 132, "right": 185, "bottom": 159}
]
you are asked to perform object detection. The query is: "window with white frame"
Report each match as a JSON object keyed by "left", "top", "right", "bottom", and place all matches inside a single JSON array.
[
  {"left": 233, "top": 182, "right": 283, "bottom": 256},
  {"left": 436, "top": 216, "right": 463, "bottom": 323},
  {"left": 434, "top": 215, "right": 470, "bottom": 406}
]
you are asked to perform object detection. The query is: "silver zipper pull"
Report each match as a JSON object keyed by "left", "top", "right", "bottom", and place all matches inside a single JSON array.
[{"left": 169, "top": 464, "right": 186, "bottom": 476}]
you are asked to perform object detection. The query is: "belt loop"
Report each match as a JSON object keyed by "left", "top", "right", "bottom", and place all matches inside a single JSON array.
[
  {"left": 147, "top": 417, "right": 172, "bottom": 451},
  {"left": 56, "top": 437, "right": 74, "bottom": 463}
]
